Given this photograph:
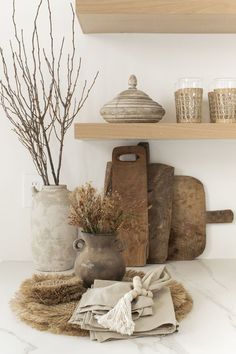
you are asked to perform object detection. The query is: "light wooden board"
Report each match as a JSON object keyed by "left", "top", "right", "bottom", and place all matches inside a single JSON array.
[
  {"left": 74, "top": 123, "right": 236, "bottom": 140},
  {"left": 168, "top": 176, "right": 233, "bottom": 260},
  {"left": 76, "top": 0, "right": 236, "bottom": 33}
]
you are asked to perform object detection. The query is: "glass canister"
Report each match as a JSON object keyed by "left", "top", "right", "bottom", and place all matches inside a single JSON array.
[
  {"left": 175, "top": 78, "right": 203, "bottom": 123},
  {"left": 209, "top": 78, "right": 236, "bottom": 123}
]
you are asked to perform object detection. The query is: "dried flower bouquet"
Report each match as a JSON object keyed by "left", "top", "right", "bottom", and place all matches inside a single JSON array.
[{"left": 69, "top": 183, "right": 135, "bottom": 235}]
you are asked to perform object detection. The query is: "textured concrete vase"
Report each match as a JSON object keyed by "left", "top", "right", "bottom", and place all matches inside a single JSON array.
[{"left": 31, "top": 185, "right": 77, "bottom": 271}]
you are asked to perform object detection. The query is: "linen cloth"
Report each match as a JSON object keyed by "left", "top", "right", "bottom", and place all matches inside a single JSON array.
[{"left": 69, "top": 266, "right": 178, "bottom": 342}]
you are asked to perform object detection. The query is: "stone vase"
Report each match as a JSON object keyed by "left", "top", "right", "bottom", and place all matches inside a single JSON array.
[
  {"left": 73, "top": 233, "right": 126, "bottom": 287},
  {"left": 31, "top": 185, "right": 77, "bottom": 271}
]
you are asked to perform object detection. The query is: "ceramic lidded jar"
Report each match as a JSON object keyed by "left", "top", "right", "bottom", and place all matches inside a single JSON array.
[{"left": 100, "top": 75, "right": 165, "bottom": 123}]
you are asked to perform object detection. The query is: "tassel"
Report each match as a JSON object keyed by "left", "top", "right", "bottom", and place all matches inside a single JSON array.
[
  {"left": 96, "top": 291, "right": 134, "bottom": 335},
  {"left": 96, "top": 276, "right": 153, "bottom": 336}
]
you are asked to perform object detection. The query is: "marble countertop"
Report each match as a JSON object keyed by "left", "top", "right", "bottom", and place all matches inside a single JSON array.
[{"left": 0, "top": 259, "right": 236, "bottom": 354}]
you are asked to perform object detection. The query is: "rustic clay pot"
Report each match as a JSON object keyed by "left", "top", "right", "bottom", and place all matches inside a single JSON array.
[
  {"left": 31, "top": 185, "right": 77, "bottom": 272},
  {"left": 73, "top": 233, "right": 126, "bottom": 287}
]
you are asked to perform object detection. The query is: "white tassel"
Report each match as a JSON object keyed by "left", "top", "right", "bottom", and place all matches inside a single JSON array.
[
  {"left": 96, "top": 276, "right": 153, "bottom": 336},
  {"left": 97, "top": 291, "right": 135, "bottom": 335}
]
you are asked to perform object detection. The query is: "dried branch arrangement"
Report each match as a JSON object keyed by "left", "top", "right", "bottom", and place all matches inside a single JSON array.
[
  {"left": 69, "top": 183, "right": 135, "bottom": 234},
  {"left": 0, "top": 0, "right": 98, "bottom": 185}
]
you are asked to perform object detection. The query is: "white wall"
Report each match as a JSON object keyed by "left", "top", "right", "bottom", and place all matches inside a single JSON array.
[{"left": 0, "top": 0, "right": 236, "bottom": 261}]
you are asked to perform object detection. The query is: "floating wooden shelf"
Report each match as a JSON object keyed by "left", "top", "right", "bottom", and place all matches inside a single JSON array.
[
  {"left": 75, "top": 0, "right": 236, "bottom": 33},
  {"left": 74, "top": 123, "right": 236, "bottom": 140}
]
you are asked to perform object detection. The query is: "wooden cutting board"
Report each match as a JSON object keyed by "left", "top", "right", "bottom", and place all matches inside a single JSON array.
[
  {"left": 147, "top": 163, "right": 174, "bottom": 263},
  {"left": 138, "top": 142, "right": 175, "bottom": 264},
  {"left": 112, "top": 145, "right": 149, "bottom": 266},
  {"left": 104, "top": 161, "right": 112, "bottom": 195},
  {"left": 106, "top": 142, "right": 175, "bottom": 264},
  {"left": 168, "top": 176, "right": 234, "bottom": 260}
]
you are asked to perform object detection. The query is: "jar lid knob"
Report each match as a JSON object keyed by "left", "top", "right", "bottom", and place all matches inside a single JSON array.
[{"left": 128, "top": 75, "right": 137, "bottom": 89}]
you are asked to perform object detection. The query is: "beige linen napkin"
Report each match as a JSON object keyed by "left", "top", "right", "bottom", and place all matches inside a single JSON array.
[
  {"left": 69, "top": 266, "right": 178, "bottom": 342},
  {"left": 70, "top": 280, "right": 154, "bottom": 321},
  {"left": 90, "top": 287, "right": 178, "bottom": 342}
]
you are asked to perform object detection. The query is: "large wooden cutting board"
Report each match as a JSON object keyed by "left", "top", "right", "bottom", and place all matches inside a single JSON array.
[
  {"left": 112, "top": 145, "right": 149, "bottom": 266},
  {"left": 106, "top": 142, "right": 175, "bottom": 264},
  {"left": 168, "top": 176, "right": 234, "bottom": 260}
]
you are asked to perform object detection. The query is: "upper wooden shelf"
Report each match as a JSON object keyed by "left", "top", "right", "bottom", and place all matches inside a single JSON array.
[
  {"left": 74, "top": 123, "right": 236, "bottom": 140},
  {"left": 75, "top": 0, "right": 236, "bottom": 33}
]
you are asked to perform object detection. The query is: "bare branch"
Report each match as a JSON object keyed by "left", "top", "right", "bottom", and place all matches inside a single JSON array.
[{"left": 0, "top": 0, "right": 98, "bottom": 185}]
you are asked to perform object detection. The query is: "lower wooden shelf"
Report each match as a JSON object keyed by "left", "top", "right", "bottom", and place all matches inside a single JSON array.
[{"left": 74, "top": 123, "right": 236, "bottom": 140}]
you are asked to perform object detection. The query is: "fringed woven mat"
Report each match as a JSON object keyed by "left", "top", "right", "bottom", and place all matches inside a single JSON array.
[{"left": 11, "top": 269, "right": 193, "bottom": 337}]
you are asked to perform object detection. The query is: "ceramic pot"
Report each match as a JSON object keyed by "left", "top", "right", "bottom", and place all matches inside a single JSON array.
[
  {"left": 73, "top": 233, "right": 126, "bottom": 287},
  {"left": 31, "top": 185, "right": 77, "bottom": 272},
  {"left": 100, "top": 75, "right": 165, "bottom": 123}
]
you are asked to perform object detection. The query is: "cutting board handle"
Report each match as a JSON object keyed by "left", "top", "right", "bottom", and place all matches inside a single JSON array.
[
  {"left": 138, "top": 142, "right": 150, "bottom": 164},
  {"left": 206, "top": 209, "right": 234, "bottom": 224},
  {"left": 112, "top": 145, "right": 146, "bottom": 164}
]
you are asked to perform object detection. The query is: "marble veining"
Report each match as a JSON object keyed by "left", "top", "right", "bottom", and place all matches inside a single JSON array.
[
  {"left": 0, "top": 327, "right": 36, "bottom": 354},
  {"left": 1, "top": 260, "right": 236, "bottom": 354},
  {"left": 169, "top": 260, "right": 236, "bottom": 317},
  {"left": 133, "top": 336, "right": 191, "bottom": 354},
  {"left": 198, "top": 260, "right": 228, "bottom": 290}
]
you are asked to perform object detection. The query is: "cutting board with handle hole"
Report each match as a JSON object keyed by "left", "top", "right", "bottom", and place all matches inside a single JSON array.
[
  {"left": 168, "top": 176, "right": 234, "bottom": 260},
  {"left": 105, "top": 142, "right": 175, "bottom": 264},
  {"left": 138, "top": 142, "right": 175, "bottom": 264},
  {"left": 111, "top": 145, "right": 149, "bottom": 266}
]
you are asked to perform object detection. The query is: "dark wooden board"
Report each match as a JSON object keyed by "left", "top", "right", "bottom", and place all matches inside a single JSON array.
[
  {"left": 104, "top": 161, "right": 112, "bottom": 195},
  {"left": 112, "top": 145, "right": 149, "bottom": 266},
  {"left": 138, "top": 142, "right": 174, "bottom": 264},
  {"left": 147, "top": 163, "right": 174, "bottom": 263}
]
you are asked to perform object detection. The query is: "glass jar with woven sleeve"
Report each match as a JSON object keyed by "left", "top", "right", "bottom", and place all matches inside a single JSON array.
[
  {"left": 209, "top": 78, "right": 236, "bottom": 123},
  {"left": 175, "top": 78, "right": 203, "bottom": 123}
]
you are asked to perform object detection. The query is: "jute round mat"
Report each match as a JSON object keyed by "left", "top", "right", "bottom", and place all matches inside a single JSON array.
[{"left": 11, "top": 270, "right": 193, "bottom": 337}]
